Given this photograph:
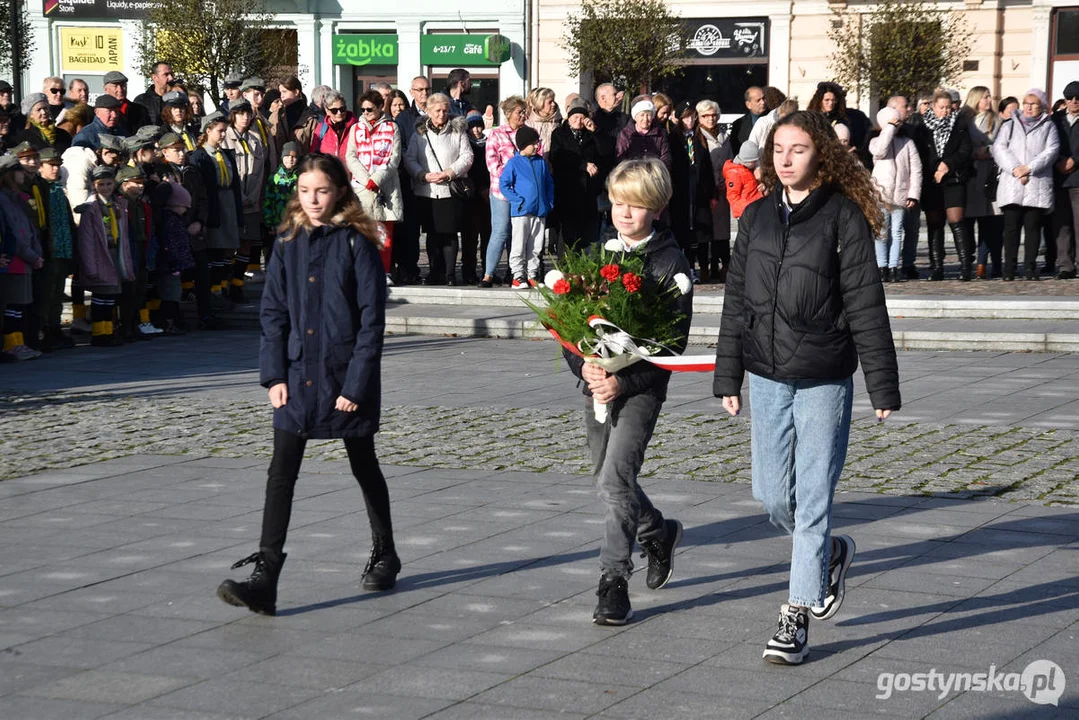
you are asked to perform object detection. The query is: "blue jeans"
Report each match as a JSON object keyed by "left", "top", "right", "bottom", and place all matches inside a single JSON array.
[
  {"left": 875, "top": 207, "right": 906, "bottom": 268},
  {"left": 584, "top": 394, "right": 666, "bottom": 578},
  {"left": 484, "top": 195, "right": 511, "bottom": 278},
  {"left": 748, "top": 373, "right": 853, "bottom": 607},
  {"left": 902, "top": 205, "right": 921, "bottom": 270}
]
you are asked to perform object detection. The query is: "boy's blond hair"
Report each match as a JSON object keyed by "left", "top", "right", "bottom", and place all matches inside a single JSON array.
[{"left": 606, "top": 158, "right": 672, "bottom": 212}]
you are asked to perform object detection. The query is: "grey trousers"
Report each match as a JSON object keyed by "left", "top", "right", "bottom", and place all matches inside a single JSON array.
[
  {"left": 584, "top": 393, "right": 667, "bottom": 578},
  {"left": 1052, "top": 188, "right": 1079, "bottom": 273}
]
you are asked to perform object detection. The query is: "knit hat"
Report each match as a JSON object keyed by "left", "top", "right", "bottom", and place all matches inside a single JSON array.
[
  {"left": 91, "top": 164, "right": 116, "bottom": 180},
  {"left": 21, "top": 92, "right": 47, "bottom": 116},
  {"left": 166, "top": 181, "right": 191, "bottom": 207},
  {"left": 1065, "top": 81, "right": 1079, "bottom": 100},
  {"left": 515, "top": 125, "right": 540, "bottom": 150},
  {"left": 116, "top": 165, "right": 146, "bottom": 183},
  {"left": 94, "top": 95, "right": 122, "bottom": 110},
  {"left": 1025, "top": 88, "right": 1049, "bottom": 111},
  {"left": 280, "top": 141, "right": 301, "bottom": 157},
  {"left": 566, "top": 105, "right": 589, "bottom": 120},
  {"left": 466, "top": 113, "right": 485, "bottom": 128},
  {"left": 0, "top": 80, "right": 12, "bottom": 93},
  {"left": 734, "top": 141, "right": 759, "bottom": 165},
  {"left": 947, "top": 89, "right": 961, "bottom": 104},
  {"left": 631, "top": 99, "right": 656, "bottom": 119}
]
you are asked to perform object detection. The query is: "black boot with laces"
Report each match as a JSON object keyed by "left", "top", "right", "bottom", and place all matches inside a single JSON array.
[
  {"left": 362, "top": 538, "right": 401, "bottom": 591},
  {"left": 216, "top": 551, "right": 286, "bottom": 616}
]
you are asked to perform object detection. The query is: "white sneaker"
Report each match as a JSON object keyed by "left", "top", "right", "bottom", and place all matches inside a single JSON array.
[
  {"left": 139, "top": 322, "right": 165, "bottom": 335},
  {"left": 70, "top": 318, "right": 92, "bottom": 334},
  {"left": 245, "top": 270, "right": 266, "bottom": 282},
  {"left": 10, "top": 345, "right": 42, "bottom": 361},
  {"left": 385, "top": 274, "right": 394, "bottom": 287}
]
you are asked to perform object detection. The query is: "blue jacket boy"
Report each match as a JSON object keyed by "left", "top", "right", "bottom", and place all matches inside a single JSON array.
[{"left": 499, "top": 150, "right": 555, "bottom": 218}]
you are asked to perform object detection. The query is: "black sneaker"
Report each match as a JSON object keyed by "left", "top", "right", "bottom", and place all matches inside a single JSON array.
[
  {"left": 638, "top": 519, "right": 683, "bottom": 590},
  {"left": 763, "top": 604, "right": 809, "bottom": 665},
  {"left": 593, "top": 574, "right": 632, "bottom": 625},
  {"left": 811, "top": 535, "right": 855, "bottom": 621}
]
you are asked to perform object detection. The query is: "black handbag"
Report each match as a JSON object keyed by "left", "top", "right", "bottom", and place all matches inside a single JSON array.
[
  {"left": 984, "top": 160, "right": 1000, "bottom": 200},
  {"left": 430, "top": 141, "right": 474, "bottom": 201}
]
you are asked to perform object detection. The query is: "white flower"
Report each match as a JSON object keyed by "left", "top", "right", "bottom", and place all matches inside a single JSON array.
[
  {"left": 543, "top": 269, "right": 565, "bottom": 288},
  {"left": 673, "top": 272, "right": 692, "bottom": 295},
  {"left": 604, "top": 238, "right": 622, "bottom": 251}
]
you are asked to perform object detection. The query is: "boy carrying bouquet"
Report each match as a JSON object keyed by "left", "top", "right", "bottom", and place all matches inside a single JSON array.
[{"left": 561, "top": 158, "right": 694, "bottom": 625}]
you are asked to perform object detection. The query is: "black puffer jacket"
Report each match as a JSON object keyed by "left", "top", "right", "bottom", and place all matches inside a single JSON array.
[
  {"left": 712, "top": 186, "right": 901, "bottom": 411},
  {"left": 564, "top": 228, "right": 693, "bottom": 401}
]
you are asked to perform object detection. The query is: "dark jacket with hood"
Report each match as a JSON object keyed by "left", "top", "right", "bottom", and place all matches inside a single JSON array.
[
  {"left": 713, "top": 186, "right": 901, "bottom": 411},
  {"left": 260, "top": 223, "right": 386, "bottom": 439},
  {"left": 564, "top": 228, "right": 693, "bottom": 401}
]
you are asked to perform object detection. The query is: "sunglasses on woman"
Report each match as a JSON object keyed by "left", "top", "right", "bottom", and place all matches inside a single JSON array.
[
  {"left": 327, "top": 106, "right": 347, "bottom": 114},
  {"left": 360, "top": 106, "right": 380, "bottom": 114}
]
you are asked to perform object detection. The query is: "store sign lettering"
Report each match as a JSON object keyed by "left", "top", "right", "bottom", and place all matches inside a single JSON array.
[
  {"left": 420, "top": 34, "right": 510, "bottom": 66},
  {"left": 59, "top": 27, "right": 124, "bottom": 72},
  {"left": 684, "top": 19, "right": 767, "bottom": 59},
  {"left": 332, "top": 35, "right": 399, "bottom": 66}
]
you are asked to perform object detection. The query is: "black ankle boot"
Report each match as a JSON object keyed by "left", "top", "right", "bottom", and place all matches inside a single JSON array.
[
  {"left": 950, "top": 221, "right": 973, "bottom": 281},
  {"left": 216, "top": 551, "right": 285, "bottom": 615},
  {"left": 362, "top": 538, "right": 401, "bottom": 591},
  {"left": 928, "top": 227, "right": 945, "bottom": 281}
]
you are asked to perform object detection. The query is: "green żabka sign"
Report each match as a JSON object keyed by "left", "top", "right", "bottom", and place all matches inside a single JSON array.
[
  {"left": 420, "top": 34, "right": 511, "bottom": 66},
  {"left": 333, "top": 34, "right": 399, "bottom": 66}
]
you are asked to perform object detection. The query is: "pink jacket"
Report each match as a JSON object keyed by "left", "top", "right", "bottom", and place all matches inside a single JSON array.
[
  {"left": 485, "top": 123, "right": 543, "bottom": 201},
  {"left": 76, "top": 196, "right": 134, "bottom": 288},
  {"left": 869, "top": 109, "right": 923, "bottom": 208}
]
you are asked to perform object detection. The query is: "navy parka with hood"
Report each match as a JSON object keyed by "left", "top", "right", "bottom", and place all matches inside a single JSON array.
[{"left": 260, "top": 224, "right": 386, "bottom": 439}]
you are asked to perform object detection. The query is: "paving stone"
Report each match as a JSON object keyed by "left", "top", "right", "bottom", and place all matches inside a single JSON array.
[{"left": 22, "top": 668, "right": 195, "bottom": 704}]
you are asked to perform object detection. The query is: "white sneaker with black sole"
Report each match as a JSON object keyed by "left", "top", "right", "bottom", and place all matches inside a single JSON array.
[
  {"left": 763, "top": 604, "right": 809, "bottom": 665},
  {"left": 811, "top": 535, "right": 855, "bottom": 621}
]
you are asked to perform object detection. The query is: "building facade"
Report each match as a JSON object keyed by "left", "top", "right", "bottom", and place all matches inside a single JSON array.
[
  {"left": 23, "top": 0, "right": 529, "bottom": 111},
  {"left": 534, "top": 0, "right": 1079, "bottom": 116}
]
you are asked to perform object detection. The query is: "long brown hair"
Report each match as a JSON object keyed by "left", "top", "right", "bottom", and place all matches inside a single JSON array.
[
  {"left": 760, "top": 110, "right": 883, "bottom": 237},
  {"left": 277, "top": 153, "right": 381, "bottom": 246}
]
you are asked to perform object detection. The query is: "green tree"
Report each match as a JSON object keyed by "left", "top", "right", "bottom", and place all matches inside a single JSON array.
[
  {"left": 0, "top": 0, "right": 35, "bottom": 81},
  {"left": 561, "top": 0, "right": 684, "bottom": 94},
  {"left": 136, "top": 0, "right": 295, "bottom": 102},
  {"left": 829, "top": 0, "right": 972, "bottom": 103}
]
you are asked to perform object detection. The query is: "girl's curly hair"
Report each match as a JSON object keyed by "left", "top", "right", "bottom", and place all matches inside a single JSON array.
[{"left": 760, "top": 110, "right": 883, "bottom": 237}]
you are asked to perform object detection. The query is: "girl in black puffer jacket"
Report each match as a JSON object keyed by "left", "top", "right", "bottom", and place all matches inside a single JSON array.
[{"left": 713, "top": 111, "right": 900, "bottom": 666}]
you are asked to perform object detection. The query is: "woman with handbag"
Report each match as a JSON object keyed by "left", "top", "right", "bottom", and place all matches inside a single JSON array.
[
  {"left": 962, "top": 87, "right": 1004, "bottom": 279},
  {"left": 403, "top": 93, "right": 473, "bottom": 285}
]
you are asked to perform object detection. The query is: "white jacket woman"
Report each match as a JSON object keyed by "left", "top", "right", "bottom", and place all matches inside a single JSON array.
[
  {"left": 404, "top": 114, "right": 473, "bottom": 200},
  {"left": 992, "top": 113, "right": 1059, "bottom": 211},
  {"left": 346, "top": 107, "right": 403, "bottom": 222},
  {"left": 869, "top": 107, "right": 923, "bottom": 208}
]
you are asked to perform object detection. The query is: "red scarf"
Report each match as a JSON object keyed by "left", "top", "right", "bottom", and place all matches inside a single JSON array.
[{"left": 350, "top": 120, "right": 395, "bottom": 172}]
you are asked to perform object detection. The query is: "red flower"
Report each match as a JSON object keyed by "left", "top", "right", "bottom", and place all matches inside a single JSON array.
[
  {"left": 552, "top": 278, "right": 571, "bottom": 295},
  {"left": 600, "top": 264, "right": 621, "bottom": 282},
  {"left": 622, "top": 272, "right": 642, "bottom": 293}
]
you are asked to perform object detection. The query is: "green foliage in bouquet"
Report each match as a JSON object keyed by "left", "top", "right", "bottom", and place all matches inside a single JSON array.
[{"left": 524, "top": 246, "right": 686, "bottom": 353}]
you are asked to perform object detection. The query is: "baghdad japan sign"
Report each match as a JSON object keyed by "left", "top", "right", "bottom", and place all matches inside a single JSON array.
[{"left": 683, "top": 18, "right": 768, "bottom": 59}]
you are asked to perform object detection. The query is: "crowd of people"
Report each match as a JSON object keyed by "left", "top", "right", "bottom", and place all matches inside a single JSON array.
[{"left": 0, "top": 64, "right": 1077, "bottom": 362}]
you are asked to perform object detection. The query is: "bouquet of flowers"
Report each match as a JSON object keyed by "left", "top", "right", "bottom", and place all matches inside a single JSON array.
[{"left": 524, "top": 247, "right": 692, "bottom": 421}]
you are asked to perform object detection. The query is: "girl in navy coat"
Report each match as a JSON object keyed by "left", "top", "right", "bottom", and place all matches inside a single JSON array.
[{"left": 217, "top": 153, "right": 400, "bottom": 616}]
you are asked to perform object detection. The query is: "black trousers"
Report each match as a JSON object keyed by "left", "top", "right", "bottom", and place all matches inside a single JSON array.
[
  {"left": 260, "top": 428, "right": 394, "bottom": 558},
  {"left": 425, "top": 232, "right": 459, "bottom": 283},
  {"left": 1002, "top": 204, "right": 1044, "bottom": 274}
]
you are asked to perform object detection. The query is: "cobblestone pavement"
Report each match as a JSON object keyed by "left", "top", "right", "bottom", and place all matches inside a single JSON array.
[{"left": 2, "top": 334, "right": 1077, "bottom": 506}]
